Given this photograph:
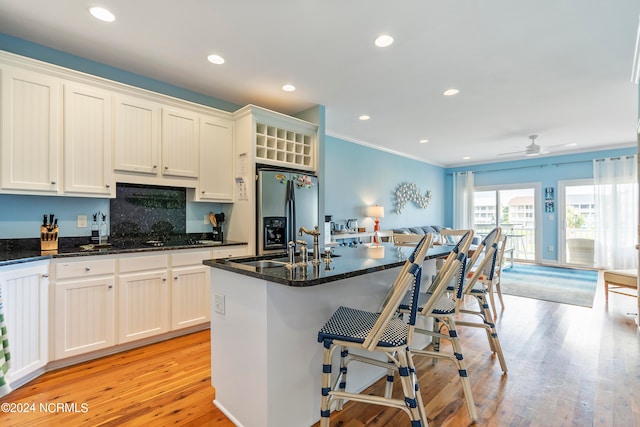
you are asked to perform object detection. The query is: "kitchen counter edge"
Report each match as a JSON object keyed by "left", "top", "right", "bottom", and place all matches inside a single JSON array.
[
  {"left": 0, "top": 241, "right": 248, "bottom": 267},
  {"left": 203, "top": 245, "right": 451, "bottom": 287}
]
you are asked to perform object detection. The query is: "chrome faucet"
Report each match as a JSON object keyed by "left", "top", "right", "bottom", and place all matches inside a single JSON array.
[
  {"left": 287, "top": 241, "right": 296, "bottom": 268},
  {"left": 298, "top": 225, "right": 321, "bottom": 264}
]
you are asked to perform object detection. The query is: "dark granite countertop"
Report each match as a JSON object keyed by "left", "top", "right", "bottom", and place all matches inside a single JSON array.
[
  {"left": 0, "top": 237, "right": 248, "bottom": 267},
  {"left": 203, "top": 243, "right": 452, "bottom": 287}
]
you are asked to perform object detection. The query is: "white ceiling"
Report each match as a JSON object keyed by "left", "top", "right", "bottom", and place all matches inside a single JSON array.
[{"left": 0, "top": 1, "right": 638, "bottom": 167}]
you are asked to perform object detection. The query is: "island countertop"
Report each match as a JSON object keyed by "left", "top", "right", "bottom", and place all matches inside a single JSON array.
[{"left": 203, "top": 242, "right": 452, "bottom": 287}]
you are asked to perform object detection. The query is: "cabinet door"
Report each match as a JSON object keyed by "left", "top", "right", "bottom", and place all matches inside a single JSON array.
[
  {"left": 117, "top": 271, "right": 169, "bottom": 343},
  {"left": 114, "top": 96, "right": 160, "bottom": 175},
  {"left": 63, "top": 83, "right": 114, "bottom": 196},
  {"left": 161, "top": 108, "right": 199, "bottom": 178},
  {"left": 54, "top": 276, "right": 115, "bottom": 359},
  {"left": 0, "top": 263, "right": 48, "bottom": 385},
  {"left": 171, "top": 265, "right": 210, "bottom": 330},
  {"left": 198, "top": 115, "right": 234, "bottom": 201},
  {"left": 0, "top": 67, "right": 60, "bottom": 192}
]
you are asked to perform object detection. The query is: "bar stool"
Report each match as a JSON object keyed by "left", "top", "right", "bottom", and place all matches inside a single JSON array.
[
  {"left": 400, "top": 230, "right": 479, "bottom": 421},
  {"left": 458, "top": 227, "right": 508, "bottom": 373},
  {"left": 317, "top": 234, "right": 432, "bottom": 427}
]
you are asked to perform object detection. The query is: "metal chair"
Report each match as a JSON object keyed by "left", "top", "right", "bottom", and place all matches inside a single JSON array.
[{"left": 317, "top": 234, "right": 432, "bottom": 427}]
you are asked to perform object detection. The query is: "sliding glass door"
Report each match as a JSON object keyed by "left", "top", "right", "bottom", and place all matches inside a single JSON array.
[
  {"left": 473, "top": 184, "right": 540, "bottom": 262},
  {"left": 558, "top": 180, "right": 595, "bottom": 267}
]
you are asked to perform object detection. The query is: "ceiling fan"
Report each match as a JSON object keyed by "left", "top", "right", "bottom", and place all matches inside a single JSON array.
[{"left": 498, "top": 134, "right": 549, "bottom": 157}]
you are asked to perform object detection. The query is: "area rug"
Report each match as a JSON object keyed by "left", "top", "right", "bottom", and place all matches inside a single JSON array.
[{"left": 499, "top": 264, "right": 598, "bottom": 307}]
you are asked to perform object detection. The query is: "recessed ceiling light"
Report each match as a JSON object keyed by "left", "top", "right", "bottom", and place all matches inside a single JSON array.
[
  {"left": 374, "top": 35, "right": 394, "bottom": 48},
  {"left": 566, "top": 142, "right": 577, "bottom": 147},
  {"left": 463, "top": 156, "right": 471, "bottom": 160},
  {"left": 207, "top": 54, "right": 225, "bottom": 65},
  {"left": 89, "top": 7, "right": 116, "bottom": 22},
  {"left": 359, "top": 115, "right": 370, "bottom": 121},
  {"left": 443, "top": 88, "right": 459, "bottom": 96},
  {"left": 282, "top": 84, "right": 296, "bottom": 92},
  {"left": 419, "top": 139, "right": 429, "bottom": 144}
]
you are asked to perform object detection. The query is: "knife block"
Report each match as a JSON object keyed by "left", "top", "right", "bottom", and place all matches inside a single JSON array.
[{"left": 41, "top": 225, "right": 59, "bottom": 251}]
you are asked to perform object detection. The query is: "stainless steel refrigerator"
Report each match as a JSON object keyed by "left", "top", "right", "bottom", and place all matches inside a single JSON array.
[{"left": 256, "top": 168, "right": 319, "bottom": 255}]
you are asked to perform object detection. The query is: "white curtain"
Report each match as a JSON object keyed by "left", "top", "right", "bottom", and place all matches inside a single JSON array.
[
  {"left": 593, "top": 155, "right": 638, "bottom": 270},
  {"left": 453, "top": 171, "right": 474, "bottom": 229}
]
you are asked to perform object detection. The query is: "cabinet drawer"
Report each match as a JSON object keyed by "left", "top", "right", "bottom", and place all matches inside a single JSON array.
[
  {"left": 211, "top": 246, "right": 248, "bottom": 259},
  {"left": 55, "top": 258, "right": 115, "bottom": 280},
  {"left": 171, "top": 249, "right": 212, "bottom": 267},
  {"left": 119, "top": 254, "right": 168, "bottom": 273}
]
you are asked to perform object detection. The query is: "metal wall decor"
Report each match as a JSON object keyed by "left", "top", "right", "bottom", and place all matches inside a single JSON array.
[{"left": 395, "top": 182, "right": 432, "bottom": 213}]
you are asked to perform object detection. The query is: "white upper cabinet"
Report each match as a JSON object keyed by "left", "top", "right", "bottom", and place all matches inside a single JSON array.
[
  {"left": 114, "top": 95, "right": 160, "bottom": 175},
  {"left": 197, "top": 114, "right": 234, "bottom": 201},
  {"left": 161, "top": 107, "right": 199, "bottom": 178},
  {"left": 63, "top": 83, "right": 114, "bottom": 197},
  {"left": 235, "top": 105, "right": 318, "bottom": 172},
  {"left": 0, "top": 66, "right": 61, "bottom": 193}
]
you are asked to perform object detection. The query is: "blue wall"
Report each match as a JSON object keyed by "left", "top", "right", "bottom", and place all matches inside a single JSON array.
[
  {"left": 446, "top": 147, "right": 637, "bottom": 262},
  {"left": 324, "top": 136, "right": 446, "bottom": 231}
]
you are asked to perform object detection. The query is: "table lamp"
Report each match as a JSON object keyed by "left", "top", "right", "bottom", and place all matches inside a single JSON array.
[{"left": 367, "top": 205, "right": 384, "bottom": 244}]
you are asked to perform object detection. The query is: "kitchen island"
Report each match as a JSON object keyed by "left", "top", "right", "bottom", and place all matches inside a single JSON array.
[{"left": 203, "top": 243, "right": 451, "bottom": 427}]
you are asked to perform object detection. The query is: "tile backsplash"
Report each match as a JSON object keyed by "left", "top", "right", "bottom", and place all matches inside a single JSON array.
[{"left": 110, "top": 183, "right": 186, "bottom": 242}]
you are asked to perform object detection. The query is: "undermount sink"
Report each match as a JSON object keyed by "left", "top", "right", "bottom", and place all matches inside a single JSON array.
[{"left": 242, "top": 260, "right": 289, "bottom": 268}]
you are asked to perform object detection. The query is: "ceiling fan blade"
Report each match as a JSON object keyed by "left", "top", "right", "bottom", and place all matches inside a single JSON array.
[{"left": 497, "top": 150, "right": 524, "bottom": 156}]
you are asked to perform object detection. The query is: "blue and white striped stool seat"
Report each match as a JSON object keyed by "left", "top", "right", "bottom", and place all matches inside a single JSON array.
[{"left": 317, "top": 306, "right": 409, "bottom": 348}]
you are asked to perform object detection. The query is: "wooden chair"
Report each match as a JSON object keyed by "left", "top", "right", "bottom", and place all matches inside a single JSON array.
[
  {"left": 393, "top": 233, "right": 425, "bottom": 246},
  {"left": 376, "top": 229, "right": 394, "bottom": 243},
  {"left": 465, "top": 227, "right": 503, "bottom": 319},
  {"left": 470, "top": 233, "right": 507, "bottom": 318},
  {"left": 317, "top": 234, "right": 432, "bottom": 427},
  {"left": 400, "top": 230, "right": 479, "bottom": 421},
  {"left": 493, "top": 234, "right": 508, "bottom": 312},
  {"left": 603, "top": 269, "right": 638, "bottom": 301},
  {"left": 457, "top": 227, "right": 508, "bottom": 373},
  {"left": 439, "top": 228, "right": 473, "bottom": 246}
]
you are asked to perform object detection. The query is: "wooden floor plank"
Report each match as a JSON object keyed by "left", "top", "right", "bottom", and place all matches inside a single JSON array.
[{"left": 0, "top": 273, "right": 639, "bottom": 426}]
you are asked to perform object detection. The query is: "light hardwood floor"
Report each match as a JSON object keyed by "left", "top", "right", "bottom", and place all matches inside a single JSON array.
[{"left": 1, "top": 273, "right": 639, "bottom": 426}]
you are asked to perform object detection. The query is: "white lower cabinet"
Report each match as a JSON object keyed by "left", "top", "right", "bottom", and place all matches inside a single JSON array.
[
  {"left": 212, "top": 245, "right": 249, "bottom": 259},
  {"left": 52, "top": 257, "right": 116, "bottom": 360},
  {"left": 117, "top": 254, "right": 169, "bottom": 343},
  {"left": 49, "top": 247, "right": 244, "bottom": 361},
  {"left": 170, "top": 250, "right": 211, "bottom": 330},
  {"left": 0, "top": 261, "right": 49, "bottom": 386}
]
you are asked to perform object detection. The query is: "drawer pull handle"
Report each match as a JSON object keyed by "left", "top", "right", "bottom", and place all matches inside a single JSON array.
[
  {"left": 85, "top": 267, "right": 91, "bottom": 271},
  {"left": 108, "top": 285, "right": 113, "bottom": 289}
]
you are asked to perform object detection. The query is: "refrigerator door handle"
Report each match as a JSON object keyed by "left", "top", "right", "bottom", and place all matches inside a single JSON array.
[{"left": 286, "top": 179, "right": 296, "bottom": 251}]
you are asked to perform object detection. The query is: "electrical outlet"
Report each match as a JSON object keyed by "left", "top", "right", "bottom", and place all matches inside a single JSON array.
[
  {"left": 214, "top": 294, "right": 225, "bottom": 315},
  {"left": 204, "top": 214, "right": 209, "bottom": 225},
  {"left": 77, "top": 215, "right": 88, "bottom": 228},
  {"left": 548, "top": 245, "right": 554, "bottom": 252}
]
